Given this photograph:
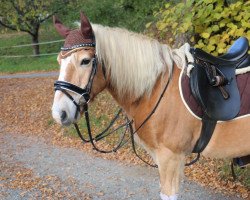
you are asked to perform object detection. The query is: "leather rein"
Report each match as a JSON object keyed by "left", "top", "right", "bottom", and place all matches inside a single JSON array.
[{"left": 54, "top": 41, "right": 197, "bottom": 167}]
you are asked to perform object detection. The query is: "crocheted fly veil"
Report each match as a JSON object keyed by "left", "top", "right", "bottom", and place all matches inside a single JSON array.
[{"left": 53, "top": 12, "right": 95, "bottom": 57}]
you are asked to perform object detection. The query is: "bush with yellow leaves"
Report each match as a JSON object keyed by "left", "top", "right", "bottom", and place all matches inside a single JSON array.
[{"left": 150, "top": 0, "right": 250, "bottom": 55}]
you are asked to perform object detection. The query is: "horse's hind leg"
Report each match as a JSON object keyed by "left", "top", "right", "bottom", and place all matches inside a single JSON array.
[{"left": 156, "top": 147, "right": 184, "bottom": 200}]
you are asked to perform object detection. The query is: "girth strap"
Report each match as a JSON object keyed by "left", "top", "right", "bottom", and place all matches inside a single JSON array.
[{"left": 192, "top": 114, "right": 217, "bottom": 153}]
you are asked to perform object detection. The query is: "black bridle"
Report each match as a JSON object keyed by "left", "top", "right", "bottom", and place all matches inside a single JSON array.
[
  {"left": 54, "top": 43, "right": 132, "bottom": 153},
  {"left": 54, "top": 42, "right": 198, "bottom": 167}
]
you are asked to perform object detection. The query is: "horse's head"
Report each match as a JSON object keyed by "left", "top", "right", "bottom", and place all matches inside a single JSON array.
[{"left": 52, "top": 12, "right": 106, "bottom": 126}]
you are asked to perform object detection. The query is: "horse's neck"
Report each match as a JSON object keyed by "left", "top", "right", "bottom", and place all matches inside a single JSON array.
[{"left": 106, "top": 67, "right": 172, "bottom": 120}]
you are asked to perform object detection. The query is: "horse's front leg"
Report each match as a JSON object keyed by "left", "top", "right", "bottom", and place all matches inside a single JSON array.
[{"left": 156, "top": 147, "right": 185, "bottom": 200}]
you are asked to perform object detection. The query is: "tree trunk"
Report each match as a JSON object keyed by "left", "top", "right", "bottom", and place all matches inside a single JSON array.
[
  {"left": 32, "top": 33, "right": 40, "bottom": 56},
  {"left": 31, "top": 24, "right": 40, "bottom": 56}
]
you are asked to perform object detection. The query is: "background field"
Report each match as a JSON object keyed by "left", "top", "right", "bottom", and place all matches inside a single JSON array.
[
  {"left": 0, "top": 0, "right": 165, "bottom": 73},
  {"left": 0, "top": 27, "right": 61, "bottom": 73}
]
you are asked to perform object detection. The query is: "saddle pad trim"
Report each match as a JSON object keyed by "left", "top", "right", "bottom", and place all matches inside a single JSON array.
[
  {"left": 179, "top": 68, "right": 202, "bottom": 120},
  {"left": 236, "top": 65, "right": 250, "bottom": 75},
  {"left": 178, "top": 68, "right": 250, "bottom": 122}
]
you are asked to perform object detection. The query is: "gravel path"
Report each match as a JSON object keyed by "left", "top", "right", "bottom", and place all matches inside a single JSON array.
[{"left": 0, "top": 131, "right": 242, "bottom": 200}]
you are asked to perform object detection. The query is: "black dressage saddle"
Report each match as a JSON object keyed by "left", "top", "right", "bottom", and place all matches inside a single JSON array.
[{"left": 189, "top": 37, "right": 250, "bottom": 153}]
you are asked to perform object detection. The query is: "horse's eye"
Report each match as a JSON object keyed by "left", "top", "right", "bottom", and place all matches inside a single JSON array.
[{"left": 81, "top": 58, "right": 91, "bottom": 65}]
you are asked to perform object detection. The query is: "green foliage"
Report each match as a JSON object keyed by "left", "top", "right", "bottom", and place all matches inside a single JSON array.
[
  {"left": 152, "top": 0, "right": 250, "bottom": 55},
  {"left": 0, "top": 0, "right": 71, "bottom": 55},
  {"left": 118, "top": 0, "right": 166, "bottom": 31},
  {"left": 61, "top": 0, "right": 165, "bottom": 32},
  {"left": 0, "top": 0, "right": 69, "bottom": 34}
]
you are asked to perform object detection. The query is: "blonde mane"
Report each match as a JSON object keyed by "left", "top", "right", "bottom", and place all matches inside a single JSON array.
[{"left": 92, "top": 24, "right": 174, "bottom": 98}]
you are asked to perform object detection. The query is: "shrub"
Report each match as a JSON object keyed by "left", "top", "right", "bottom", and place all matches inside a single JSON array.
[{"left": 151, "top": 0, "right": 250, "bottom": 55}]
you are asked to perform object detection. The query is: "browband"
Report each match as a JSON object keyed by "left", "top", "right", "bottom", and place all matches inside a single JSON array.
[{"left": 61, "top": 43, "right": 95, "bottom": 51}]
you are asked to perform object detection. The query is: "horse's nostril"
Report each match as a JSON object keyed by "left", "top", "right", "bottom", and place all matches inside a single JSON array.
[{"left": 60, "top": 111, "right": 67, "bottom": 121}]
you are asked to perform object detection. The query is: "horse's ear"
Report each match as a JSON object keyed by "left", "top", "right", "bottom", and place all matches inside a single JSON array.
[
  {"left": 53, "top": 15, "right": 71, "bottom": 38},
  {"left": 80, "top": 12, "right": 94, "bottom": 39}
]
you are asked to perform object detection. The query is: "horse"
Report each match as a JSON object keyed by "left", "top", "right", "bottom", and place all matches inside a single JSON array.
[{"left": 51, "top": 12, "right": 250, "bottom": 200}]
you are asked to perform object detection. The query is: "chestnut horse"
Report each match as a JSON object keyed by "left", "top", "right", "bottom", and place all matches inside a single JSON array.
[{"left": 52, "top": 13, "right": 250, "bottom": 200}]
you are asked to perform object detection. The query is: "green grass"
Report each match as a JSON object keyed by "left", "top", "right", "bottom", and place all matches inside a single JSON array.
[
  {"left": 0, "top": 24, "right": 63, "bottom": 74},
  {"left": 0, "top": 56, "right": 59, "bottom": 73}
]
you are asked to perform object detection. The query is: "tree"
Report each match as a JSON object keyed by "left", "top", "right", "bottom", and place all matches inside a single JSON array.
[{"left": 0, "top": 0, "right": 70, "bottom": 56}]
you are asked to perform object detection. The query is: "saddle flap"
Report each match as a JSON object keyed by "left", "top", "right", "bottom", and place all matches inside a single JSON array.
[{"left": 190, "top": 63, "right": 240, "bottom": 121}]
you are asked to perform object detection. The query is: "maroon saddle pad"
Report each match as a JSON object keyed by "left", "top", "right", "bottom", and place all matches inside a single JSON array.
[{"left": 180, "top": 70, "right": 250, "bottom": 120}]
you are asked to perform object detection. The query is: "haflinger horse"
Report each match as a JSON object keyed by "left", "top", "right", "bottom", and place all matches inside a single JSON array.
[{"left": 52, "top": 13, "right": 250, "bottom": 200}]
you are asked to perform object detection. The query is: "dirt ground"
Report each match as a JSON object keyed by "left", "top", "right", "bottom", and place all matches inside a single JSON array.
[{"left": 0, "top": 74, "right": 249, "bottom": 199}]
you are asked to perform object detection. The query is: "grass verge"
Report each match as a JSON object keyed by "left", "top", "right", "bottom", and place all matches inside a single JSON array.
[
  {"left": 0, "top": 25, "right": 62, "bottom": 74},
  {"left": 0, "top": 56, "right": 58, "bottom": 74}
]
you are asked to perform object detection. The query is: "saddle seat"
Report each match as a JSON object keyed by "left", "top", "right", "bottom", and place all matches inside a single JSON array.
[{"left": 191, "top": 37, "right": 249, "bottom": 68}]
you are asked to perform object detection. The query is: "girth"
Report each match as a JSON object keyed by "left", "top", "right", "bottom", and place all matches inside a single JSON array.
[{"left": 189, "top": 37, "right": 250, "bottom": 153}]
